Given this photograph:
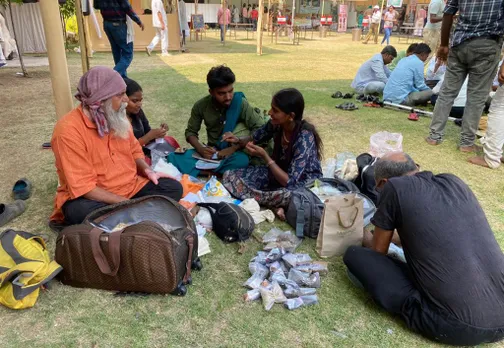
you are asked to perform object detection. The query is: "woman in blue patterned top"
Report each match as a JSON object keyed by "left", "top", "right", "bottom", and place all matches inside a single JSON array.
[{"left": 222, "top": 88, "right": 323, "bottom": 218}]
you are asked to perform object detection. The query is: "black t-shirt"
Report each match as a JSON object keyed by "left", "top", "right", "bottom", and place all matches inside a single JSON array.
[
  {"left": 372, "top": 171, "right": 504, "bottom": 328},
  {"left": 130, "top": 109, "right": 151, "bottom": 140}
]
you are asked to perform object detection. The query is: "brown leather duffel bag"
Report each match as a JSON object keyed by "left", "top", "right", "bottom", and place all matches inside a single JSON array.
[{"left": 55, "top": 196, "right": 202, "bottom": 296}]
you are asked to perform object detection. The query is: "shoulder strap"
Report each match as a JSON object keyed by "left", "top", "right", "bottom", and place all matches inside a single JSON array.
[
  {"left": 90, "top": 228, "right": 123, "bottom": 276},
  {"left": 295, "top": 193, "right": 305, "bottom": 238}
]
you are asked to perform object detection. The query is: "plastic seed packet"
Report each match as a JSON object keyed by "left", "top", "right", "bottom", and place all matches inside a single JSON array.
[
  {"left": 284, "top": 286, "right": 317, "bottom": 298},
  {"left": 284, "top": 297, "right": 304, "bottom": 310},
  {"left": 288, "top": 269, "right": 321, "bottom": 288},
  {"left": 259, "top": 281, "right": 287, "bottom": 311},
  {"left": 251, "top": 251, "right": 268, "bottom": 265},
  {"left": 269, "top": 261, "right": 283, "bottom": 273},
  {"left": 265, "top": 248, "right": 285, "bottom": 263},
  {"left": 262, "top": 228, "right": 284, "bottom": 243},
  {"left": 284, "top": 295, "right": 319, "bottom": 310},
  {"left": 244, "top": 267, "right": 269, "bottom": 289},
  {"left": 243, "top": 289, "right": 261, "bottom": 302},
  {"left": 269, "top": 268, "right": 288, "bottom": 286},
  {"left": 282, "top": 253, "right": 312, "bottom": 268},
  {"left": 249, "top": 262, "right": 269, "bottom": 276}
]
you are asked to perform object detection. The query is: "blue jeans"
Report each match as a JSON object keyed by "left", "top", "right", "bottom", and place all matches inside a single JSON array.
[
  {"left": 381, "top": 27, "right": 392, "bottom": 45},
  {"left": 103, "top": 21, "right": 133, "bottom": 78}
]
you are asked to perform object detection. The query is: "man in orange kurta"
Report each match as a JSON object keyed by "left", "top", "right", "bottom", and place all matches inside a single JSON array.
[{"left": 50, "top": 66, "right": 182, "bottom": 225}]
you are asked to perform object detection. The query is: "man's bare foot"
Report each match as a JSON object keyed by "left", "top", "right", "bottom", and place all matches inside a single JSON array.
[
  {"left": 425, "top": 137, "right": 441, "bottom": 146},
  {"left": 468, "top": 156, "right": 490, "bottom": 168},
  {"left": 459, "top": 144, "right": 483, "bottom": 153},
  {"left": 275, "top": 208, "right": 286, "bottom": 221}
]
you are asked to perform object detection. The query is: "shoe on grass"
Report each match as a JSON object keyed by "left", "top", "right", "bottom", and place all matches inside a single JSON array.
[
  {"left": 145, "top": 47, "right": 152, "bottom": 56},
  {"left": 12, "top": 178, "right": 32, "bottom": 200},
  {"left": 0, "top": 201, "right": 26, "bottom": 227},
  {"left": 331, "top": 91, "right": 343, "bottom": 98}
]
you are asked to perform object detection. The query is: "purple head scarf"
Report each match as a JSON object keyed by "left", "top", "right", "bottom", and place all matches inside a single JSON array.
[{"left": 75, "top": 66, "right": 127, "bottom": 137}]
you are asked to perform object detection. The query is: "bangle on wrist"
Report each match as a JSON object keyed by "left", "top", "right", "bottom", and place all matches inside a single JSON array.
[{"left": 267, "top": 160, "right": 275, "bottom": 167}]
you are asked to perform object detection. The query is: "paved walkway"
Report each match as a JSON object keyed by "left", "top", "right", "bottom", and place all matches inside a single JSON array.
[{"left": 2, "top": 55, "right": 48, "bottom": 68}]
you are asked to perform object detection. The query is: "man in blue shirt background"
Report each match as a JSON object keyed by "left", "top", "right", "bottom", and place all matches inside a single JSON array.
[
  {"left": 383, "top": 43, "right": 432, "bottom": 106},
  {"left": 351, "top": 46, "right": 397, "bottom": 95},
  {"left": 94, "top": 0, "right": 145, "bottom": 77}
]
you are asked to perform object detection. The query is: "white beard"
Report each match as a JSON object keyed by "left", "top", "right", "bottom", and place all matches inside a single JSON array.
[{"left": 103, "top": 99, "right": 130, "bottom": 139}]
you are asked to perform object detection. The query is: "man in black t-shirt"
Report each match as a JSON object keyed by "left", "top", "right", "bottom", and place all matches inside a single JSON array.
[{"left": 344, "top": 152, "right": 504, "bottom": 346}]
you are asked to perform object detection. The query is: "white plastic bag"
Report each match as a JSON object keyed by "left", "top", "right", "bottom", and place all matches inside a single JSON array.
[
  {"left": 195, "top": 207, "right": 212, "bottom": 230},
  {"left": 322, "top": 158, "right": 337, "bottom": 178},
  {"left": 153, "top": 160, "right": 183, "bottom": 181},
  {"left": 369, "top": 132, "right": 403, "bottom": 158}
]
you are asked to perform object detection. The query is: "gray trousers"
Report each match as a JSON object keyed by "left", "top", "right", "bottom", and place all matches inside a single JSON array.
[
  {"left": 403, "top": 90, "right": 433, "bottom": 106},
  {"left": 428, "top": 38, "right": 501, "bottom": 147}
]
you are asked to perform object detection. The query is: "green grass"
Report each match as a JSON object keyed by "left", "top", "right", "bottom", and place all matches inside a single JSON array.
[{"left": 1, "top": 33, "right": 503, "bottom": 347}]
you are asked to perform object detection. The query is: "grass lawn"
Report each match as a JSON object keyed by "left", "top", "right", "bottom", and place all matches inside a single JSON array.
[{"left": 1, "top": 33, "right": 503, "bottom": 347}]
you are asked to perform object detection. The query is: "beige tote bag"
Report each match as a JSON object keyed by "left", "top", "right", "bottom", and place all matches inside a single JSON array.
[{"left": 316, "top": 193, "right": 364, "bottom": 258}]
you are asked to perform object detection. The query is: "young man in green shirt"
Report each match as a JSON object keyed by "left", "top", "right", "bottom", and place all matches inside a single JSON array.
[{"left": 170, "top": 65, "right": 266, "bottom": 176}]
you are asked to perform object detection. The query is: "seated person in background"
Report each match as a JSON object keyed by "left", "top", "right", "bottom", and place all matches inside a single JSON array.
[
  {"left": 383, "top": 43, "right": 432, "bottom": 106},
  {"left": 222, "top": 88, "right": 323, "bottom": 217},
  {"left": 125, "top": 78, "right": 180, "bottom": 157},
  {"left": 388, "top": 43, "right": 417, "bottom": 71},
  {"left": 432, "top": 75, "right": 468, "bottom": 118},
  {"left": 169, "top": 65, "right": 266, "bottom": 176},
  {"left": 50, "top": 67, "right": 183, "bottom": 226},
  {"left": 425, "top": 55, "right": 446, "bottom": 89},
  {"left": 351, "top": 46, "right": 397, "bottom": 95},
  {"left": 344, "top": 152, "right": 504, "bottom": 346}
]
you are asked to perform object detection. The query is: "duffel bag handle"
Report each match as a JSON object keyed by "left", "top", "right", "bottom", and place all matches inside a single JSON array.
[{"left": 90, "top": 228, "right": 123, "bottom": 276}]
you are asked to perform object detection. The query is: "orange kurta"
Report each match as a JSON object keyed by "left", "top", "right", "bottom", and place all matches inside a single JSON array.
[{"left": 50, "top": 106, "right": 149, "bottom": 221}]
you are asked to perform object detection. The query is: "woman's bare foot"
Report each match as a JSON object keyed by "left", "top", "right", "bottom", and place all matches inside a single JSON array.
[
  {"left": 468, "top": 156, "right": 490, "bottom": 168},
  {"left": 275, "top": 208, "right": 286, "bottom": 221}
]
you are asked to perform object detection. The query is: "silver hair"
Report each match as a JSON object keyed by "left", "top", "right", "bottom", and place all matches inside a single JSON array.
[
  {"left": 102, "top": 99, "right": 130, "bottom": 139},
  {"left": 374, "top": 153, "right": 417, "bottom": 181}
]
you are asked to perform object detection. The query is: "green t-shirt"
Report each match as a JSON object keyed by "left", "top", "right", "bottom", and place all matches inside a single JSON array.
[
  {"left": 185, "top": 94, "right": 266, "bottom": 147},
  {"left": 388, "top": 50, "right": 406, "bottom": 71}
]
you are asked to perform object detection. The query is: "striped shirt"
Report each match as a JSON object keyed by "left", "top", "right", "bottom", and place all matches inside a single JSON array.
[
  {"left": 94, "top": 0, "right": 142, "bottom": 26},
  {"left": 445, "top": 0, "right": 504, "bottom": 47}
]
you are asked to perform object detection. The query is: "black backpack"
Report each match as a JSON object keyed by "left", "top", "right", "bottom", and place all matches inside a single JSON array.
[
  {"left": 197, "top": 202, "right": 255, "bottom": 243},
  {"left": 286, "top": 178, "right": 360, "bottom": 239},
  {"left": 353, "top": 153, "right": 379, "bottom": 205}
]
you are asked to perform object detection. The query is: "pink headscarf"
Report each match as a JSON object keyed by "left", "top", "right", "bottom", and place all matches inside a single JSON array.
[{"left": 75, "top": 66, "right": 127, "bottom": 137}]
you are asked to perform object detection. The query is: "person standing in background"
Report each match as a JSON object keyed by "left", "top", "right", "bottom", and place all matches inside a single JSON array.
[
  {"left": 414, "top": 6, "right": 426, "bottom": 36},
  {"left": 233, "top": 5, "right": 240, "bottom": 24},
  {"left": 217, "top": 3, "right": 231, "bottom": 43},
  {"left": 247, "top": 4, "right": 252, "bottom": 23},
  {"left": 423, "top": 0, "right": 445, "bottom": 61},
  {"left": 251, "top": 5, "right": 259, "bottom": 30},
  {"left": 381, "top": 6, "right": 396, "bottom": 46},
  {"left": 242, "top": 4, "right": 248, "bottom": 23},
  {"left": 94, "top": 0, "right": 145, "bottom": 77},
  {"left": 426, "top": 0, "right": 503, "bottom": 153},
  {"left": 363, "top": 6, "right": 381, "bottom": 44},
  {"left": 146, "top": 0, "right": 169, "bottom": 57}
]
